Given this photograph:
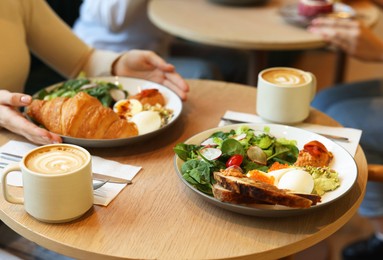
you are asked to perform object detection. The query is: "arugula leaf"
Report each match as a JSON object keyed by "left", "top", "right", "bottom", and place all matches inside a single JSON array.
[
  {"left": 181, "top": 159, "right": 213, "bottom": 194},
  {"left": 173, "top": 143, "right": 200, "bottom": 161}
]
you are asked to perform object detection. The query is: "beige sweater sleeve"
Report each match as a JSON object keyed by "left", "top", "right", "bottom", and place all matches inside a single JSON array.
[{"left": 25, "top": 0, "right": 119, "bottom": 78}]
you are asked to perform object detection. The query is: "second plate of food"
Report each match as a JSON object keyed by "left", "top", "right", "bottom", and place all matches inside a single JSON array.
[
  {"left": 174, "top": 123, "right": 358, "bottom": 217},
  {"left": 29, "top": 77, "right": 182, "bottom": 148}
]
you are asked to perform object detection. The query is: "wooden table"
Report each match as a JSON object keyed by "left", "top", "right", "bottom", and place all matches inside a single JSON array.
[
  {"left": 0, "top": 80, "right": 368, "bottom": 260},
  {"left": 148, "top": 0, "right": 379, "bottom": 84}
]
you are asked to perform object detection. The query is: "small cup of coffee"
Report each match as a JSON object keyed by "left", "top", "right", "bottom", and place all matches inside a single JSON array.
[
  {"left": 1, "top": 144, "right": 93, "bottom": 223},
  {"left": 256, "top": 67, "right": 317, "bottom": 124}
]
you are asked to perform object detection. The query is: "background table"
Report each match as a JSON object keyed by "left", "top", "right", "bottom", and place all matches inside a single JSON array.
[
  {"left": 148, "top": 0, "right": 379, "bottom": 84},
  {"left": 0, "top": 80, "right": 368, "bottom": 260}
]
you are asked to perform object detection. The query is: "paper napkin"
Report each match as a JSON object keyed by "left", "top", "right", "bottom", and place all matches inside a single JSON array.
[
  {"left": 0, "top": 140, "right": 142, "bottom": 206},
  {"left": 219, "top": 110, "right": 362, "bottom": 157}
]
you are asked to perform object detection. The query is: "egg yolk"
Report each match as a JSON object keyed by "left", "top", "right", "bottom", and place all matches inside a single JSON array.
[{"left": 247, "top": 170, "right": 275, "bottom": 185}]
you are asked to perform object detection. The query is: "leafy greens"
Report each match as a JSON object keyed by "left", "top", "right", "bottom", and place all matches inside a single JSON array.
[
  {"left": 174, "top": 126, "right": 299, "bottom": 195},
  {"left": 35, "top": 78, "right": 125, "bottom": 107}
]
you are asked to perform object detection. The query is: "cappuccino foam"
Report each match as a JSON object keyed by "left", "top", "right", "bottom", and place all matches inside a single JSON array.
[
  {"left": 262, "top": 69, "right": 308, "bottom": 86},
  {"left": 25, "top": 146, "right": 88, "bottom": 174}
]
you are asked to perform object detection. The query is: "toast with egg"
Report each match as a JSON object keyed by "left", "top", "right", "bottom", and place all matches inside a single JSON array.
[
  {"left": 213, "top": 171, "right": 316, "bottom": 208},
  {"left": 26, "top": 92, "right": 138, "bottom": 139}
]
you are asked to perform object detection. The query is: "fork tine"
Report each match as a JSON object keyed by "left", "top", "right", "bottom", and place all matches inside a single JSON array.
[
  {"left": 0, "top": 152, "right": 22, "bottom": 162},
  {"left": 0, "top": 152, "right": 22, "bottom": 159}
]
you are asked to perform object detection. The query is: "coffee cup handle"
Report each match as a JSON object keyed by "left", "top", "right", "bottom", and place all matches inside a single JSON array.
[
  {"left": 307, "top": 72, "right": 317, "bottom": 100},
  {"left": 1, "top": 164, "right": 24, "bottom": 204}
]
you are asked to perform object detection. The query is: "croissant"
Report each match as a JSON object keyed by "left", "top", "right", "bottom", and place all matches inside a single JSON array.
[{"left": 26, "top": 92, "right": 138, "bottom": 139}]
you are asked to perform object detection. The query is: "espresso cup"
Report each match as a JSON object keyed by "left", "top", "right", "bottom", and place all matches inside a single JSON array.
[
  {"left": 1, "top": 144, "right": 93, "bottom": 223},
  {"left": 256, "top": 67, "right": 316, "bottom": 124}
]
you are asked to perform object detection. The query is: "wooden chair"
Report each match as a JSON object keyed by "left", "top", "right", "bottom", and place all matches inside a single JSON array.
[{"left": 368, "top": 164, "right": 383, "bottom": 182}]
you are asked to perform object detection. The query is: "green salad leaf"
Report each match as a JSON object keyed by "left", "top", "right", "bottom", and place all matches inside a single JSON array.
[
  {"left": 173, "top": 126, "right": 299, "bottom": 195},
  {"left": 35, "top": 77, "right": 126, "bottom": 107}
]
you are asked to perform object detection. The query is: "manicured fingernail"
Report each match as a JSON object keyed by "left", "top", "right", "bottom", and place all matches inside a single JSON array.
[
  {"left": 20, "top": 95, "right": 31, "bottom": 103},
  {"left": 42, "top": 136, "right": 52, "bottom": 143}
]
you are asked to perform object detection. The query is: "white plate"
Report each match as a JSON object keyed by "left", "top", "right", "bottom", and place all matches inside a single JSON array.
[
  {"left": 279, "top": 2, "right": 356, "bottom": 28},
  {"left": 174, "top": 123, "right": 358, "bottom": 217},
  {"left": 34, "top": 77, "right": 182, "bottom": 148}
]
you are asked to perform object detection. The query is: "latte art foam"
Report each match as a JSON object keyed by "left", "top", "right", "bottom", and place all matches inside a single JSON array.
[
  {"left": 25, "top": 147, "right": 87, "bottom": 174},
  {"left": 262, "top": 69, "right": 308, "bottom": 86}
]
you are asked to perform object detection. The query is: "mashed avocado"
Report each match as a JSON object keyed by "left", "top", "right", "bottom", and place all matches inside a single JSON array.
[{"left": 303, "top": 166, "right": 340, "bottom": 196}]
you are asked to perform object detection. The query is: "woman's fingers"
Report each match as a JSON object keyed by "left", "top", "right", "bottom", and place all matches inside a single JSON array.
[
  {"left": 164, "top": 72, "right": 189, "bottom": 100},
  {"left": 0, "top": 100, "right": 62, "bottom": 145},
  {"left": 0, "top": 90, "right": 32, "bottom": 106},
  {"left": 144, "top": 51, "right": 175, "bottom": 72},
  {"left": 9, "top": 115, "right": 62, "bottom": 145}
]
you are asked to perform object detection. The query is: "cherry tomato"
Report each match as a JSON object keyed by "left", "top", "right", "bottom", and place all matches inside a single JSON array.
[{"left": 226, "top": 154, "right": 243, "bottom": 168}]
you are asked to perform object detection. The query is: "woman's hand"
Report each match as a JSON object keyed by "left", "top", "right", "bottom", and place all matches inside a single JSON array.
[
  {"left": 112, "top": 50, "right": 190, "bottom": 100},
  {"left": 0, "top": 90, "right": 62, "bottom": 145},
  {"left": 308, "top": 17, "right": 383, "bottom": 62}
]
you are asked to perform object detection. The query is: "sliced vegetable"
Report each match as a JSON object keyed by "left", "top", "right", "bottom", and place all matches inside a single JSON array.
[
  {"left": 201, "top": 137, "right": 218, "bottom": 147},
  {"left": 233, "top": 133, "right": 247, "bottom": 141},
  {"left": 110, "top": 88, "right": 127, "bottom": 102},
  {"left": 199, "top": 147, "right": 222, "bottom": 161},
  {"left": 247, "top": 145, "right": 267, "bottom": 165}
]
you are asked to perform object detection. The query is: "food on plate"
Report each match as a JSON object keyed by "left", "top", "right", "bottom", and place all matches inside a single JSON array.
[
  {"left": 26, "top": 92, "right": 138, "bottom": 139},
  {"left": 35, "top": 78, "right": 126, "bottom": 108},
  {"left": 301, "top": 165, "right": 340, "bottom": 195},
  {"left": 131, "top": 111, "right": 162, "bottom": 135},
  {"left": 298, "top": 0, "right": 333, "bottom": 17},
  {"left": 212, "top": 183, "right": 265, "bottom": 205},
  {"left": 30, "top": 78, "right": 174, "bottom": 138},
  {"left": 294, "top": 140, "right": 333, "bottom": 167},
  {"left": 275, "top": 169, "right": 314, "bottom": 194},
  {"left": 113, "top": 99, "right": 143, "bottom": 118},
  {"left": 214, "top": 171, "right": 318, "bottom": 208},
  {"left": 128, "top": 88, "right": 166, "bottom": 106},
  {"left": 174, "top": 125, "right": 340, "bottom": 208}
]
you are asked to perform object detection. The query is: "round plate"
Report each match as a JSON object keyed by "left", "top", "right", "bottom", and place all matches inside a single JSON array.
[
  {"left": 174, "top": 123, "right": 358, "bottom": 217},
  {"left": 34, "top": 77, "right": 182, "bottom": 148},
  {"left": 279, "top": 2, "right": 356, "bottom": 28}
]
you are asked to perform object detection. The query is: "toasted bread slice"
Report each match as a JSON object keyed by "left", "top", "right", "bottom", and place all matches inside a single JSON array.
[
  {"left": 213, "top": 171, "right": 313, "bottom": 209},
  {"left": 292, "top": 193, "right": 321, "bottom": 205},
  {"left": 212, "top": 183, "right": 270, "bottom": 205}
]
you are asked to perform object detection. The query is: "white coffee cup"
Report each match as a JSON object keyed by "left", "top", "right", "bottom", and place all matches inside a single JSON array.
[
  {"left": 256, "top": 67, "right": 317, "bottom": 124},
  {"left": 1, "top": 144, "right": 93, "bottom": 223}
]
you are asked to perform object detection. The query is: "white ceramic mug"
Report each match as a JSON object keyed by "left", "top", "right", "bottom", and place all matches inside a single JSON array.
[
  {"left": 256, "top": 67, "right": 317, "bottom": 124},
  {"left": 1, "top": 144, "right": 93, "bottom": 223}
]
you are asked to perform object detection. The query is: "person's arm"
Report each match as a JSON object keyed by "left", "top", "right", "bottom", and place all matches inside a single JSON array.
[
  {"left": 0, "top": 0, "right": 188, "bottom": 145},
  {"left": 308, "top": 17, "right": 383, "bottom": 62},
  {"left": 26, "top": 0, "right": 188, "bottom": 98}
]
